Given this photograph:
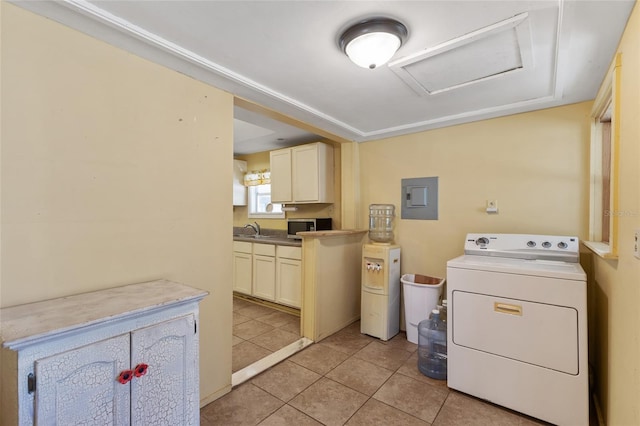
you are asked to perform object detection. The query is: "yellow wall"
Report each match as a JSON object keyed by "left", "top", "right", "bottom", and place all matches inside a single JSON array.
[
  {"left": 1, "top": 3, "right": 233, "bottom": 404},
  {"left": 359, "top": 102, "right": 592, "bottom": 279},
  {"left": 3, "top": 2, "right": 638, "bottom": 422},
  {"left": 588, "top": 3, "right": 640, "bottom": 424}
]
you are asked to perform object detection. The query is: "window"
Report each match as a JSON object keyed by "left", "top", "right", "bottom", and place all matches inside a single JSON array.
[
  {"left": 585, "top": 53, "right": 621, "bottom": 259},
  {"left": 248, "top": 184, "right": 284, "bottom": 219},
  {"left": 243, "top": 169, "right": 284, "bottom": 219}
]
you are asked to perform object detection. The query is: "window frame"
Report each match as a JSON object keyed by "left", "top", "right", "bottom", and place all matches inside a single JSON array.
[
  {"left": 585, "top": 53, "right": 621, "bottom": 259},
  {"left": 247, "top": 184, "right": 285, "bottom": 219}
]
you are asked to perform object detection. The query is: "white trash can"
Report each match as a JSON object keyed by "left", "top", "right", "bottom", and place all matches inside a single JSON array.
[{"left": 401, "top": 274, "right": 445, "bottom": 344}]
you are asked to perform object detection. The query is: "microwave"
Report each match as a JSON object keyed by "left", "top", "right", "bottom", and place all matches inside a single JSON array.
[{"left": 287, "top": 218, "right": 332, "bottom": 239}]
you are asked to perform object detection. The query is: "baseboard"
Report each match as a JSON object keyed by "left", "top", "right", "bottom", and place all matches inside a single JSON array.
[
  {"left": 233, "top": 293, "right": 301, "bottom": 316},
  {"left": 316, "top": 315, "right": 360, "bottom": 341},
  {"left": 231, "top": 337, "right": 314, "bottom": 387},
  {"left": 200, "top": 384, "right": 232, "bottom": 408}
]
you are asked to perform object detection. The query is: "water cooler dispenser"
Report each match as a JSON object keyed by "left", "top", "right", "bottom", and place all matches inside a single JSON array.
[
  {"left": 361, "top": 204, "right": 401, "bottom": 340},
  {"left": 361, "top": 244, "right": 401, "bottom": 340}
]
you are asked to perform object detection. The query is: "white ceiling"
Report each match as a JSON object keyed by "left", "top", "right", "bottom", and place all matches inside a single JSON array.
[{"left": 16, "top": 0, "right": 635, "bottom": 154}]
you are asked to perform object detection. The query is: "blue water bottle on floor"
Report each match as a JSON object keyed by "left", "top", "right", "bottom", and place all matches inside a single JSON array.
[{"left": 418, "top": 309, "right": 447, "bottom": 380}]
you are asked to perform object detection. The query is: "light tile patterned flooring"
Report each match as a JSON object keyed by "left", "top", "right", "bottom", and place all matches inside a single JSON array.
[
  {"left": 201, "top": 297, "right": 566, "bottom": 425},
  {"left": 230, "top": 297, "right": 302, "bottom": 374}
]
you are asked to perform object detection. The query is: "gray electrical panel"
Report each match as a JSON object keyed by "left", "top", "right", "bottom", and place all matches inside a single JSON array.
[{"left": 401, "top": 177, "right": 438, "bottom": 220}]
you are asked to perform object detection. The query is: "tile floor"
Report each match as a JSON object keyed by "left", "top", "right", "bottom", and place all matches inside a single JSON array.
[
  {"left": 202, "top": 298, "right": 571, "bottom": 425},
  {"left": 231, "top": 296, "right": 302, "bottom": 373}
]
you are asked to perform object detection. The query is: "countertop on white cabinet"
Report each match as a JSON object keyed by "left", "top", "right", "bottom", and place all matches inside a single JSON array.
[
  {"left": 297, "top": 230, "right": 367, "bottom": 239},
  {"left": 233, "top": 234, "right": 301, "bottom": 247},
  {"left": 1, "top": 279, "right": 208, "bottom": 348}
]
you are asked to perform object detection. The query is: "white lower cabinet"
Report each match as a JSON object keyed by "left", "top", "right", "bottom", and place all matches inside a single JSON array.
[
  {"left": 1, "top": 280, "right": 207, "bottom": 426},
  {"left": 130, "top": 315, "right": 197, "bottom": 424},
  {"left": 276, "top": 246, "right": 302, "bottom": 308},
  {"left": 233, "top": 242, "right": 302, "bottom": 309},
  {"left": 252, "top": 243, "right": 276, "bottom": 301},
  {"left": 34, "top": 333, "right": 131, "bottom": 425},
  {"left": 233, "top": 241, "right": 253, "bottom": 295}
]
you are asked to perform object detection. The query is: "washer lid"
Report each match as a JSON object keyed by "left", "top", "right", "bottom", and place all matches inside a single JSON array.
[{"left": 447, "top": 254, "right": 586, "bottom": 281}]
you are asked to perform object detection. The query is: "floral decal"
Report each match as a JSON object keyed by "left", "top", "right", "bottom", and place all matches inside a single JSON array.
[
  {"left": 117, "top": 370, "right": 133, "bottom": 384},
  {"left": 133, "top": 363, "right": 149, "bottom": 378}
]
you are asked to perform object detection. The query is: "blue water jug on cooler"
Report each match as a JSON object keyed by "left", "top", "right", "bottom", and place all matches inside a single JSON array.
[{"left": 418, "top": 309, "right": 447, "bottom": 380}]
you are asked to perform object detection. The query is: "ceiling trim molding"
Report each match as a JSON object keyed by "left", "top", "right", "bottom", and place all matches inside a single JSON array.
[
  {"left": 358, "top": 94, "right": 559, "bottom": 140},
  {"left": 10, "top": 0, "right": 600, "bottom": 144},
  {"left": 12, "top": 0, "right": 364, "bottom": 140},
  {"left": 551, "top": 0, "right": 567, "bottom": 100},
  {"left": 234, "top": 98, "right": 352, "bottom": 144},
  {"left": 62, "top": 0, "right": 365, "bottom": 134}
]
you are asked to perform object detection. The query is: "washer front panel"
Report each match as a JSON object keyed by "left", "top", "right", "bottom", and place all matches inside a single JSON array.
[
  {"left": 452, "top": 290, "right": 578, "bottom": 374},
  {"left": 446, "top": 250, "right": 588, "bottom": 426}
]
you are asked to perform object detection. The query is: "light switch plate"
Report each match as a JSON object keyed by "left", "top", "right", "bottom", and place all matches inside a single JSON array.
[{"left": 486, "top": 199, "right": 498, "bottom": 214}]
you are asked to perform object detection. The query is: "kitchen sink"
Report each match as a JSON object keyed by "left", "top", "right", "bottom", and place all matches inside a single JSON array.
[{"left": 233, "top": 234, "right": 277, "bottom": 239}]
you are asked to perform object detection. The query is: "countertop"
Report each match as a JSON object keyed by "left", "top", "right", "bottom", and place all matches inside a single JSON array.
[
  {"left": 233, "top": 229, "right": 302, "bottom": 247},
  {"left": 297, "top": 229, "right": 368, "bottom": 238},
  {"left": 233, "top": 229, "right": 367, "bottom": 246},
  {"left": 1, "top": 279, "right": 208, "bottom": 348}
]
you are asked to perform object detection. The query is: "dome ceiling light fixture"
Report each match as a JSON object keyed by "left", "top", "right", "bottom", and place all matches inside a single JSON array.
[{"left": 338, "top": 17, "right": 408, "bottom": 70}]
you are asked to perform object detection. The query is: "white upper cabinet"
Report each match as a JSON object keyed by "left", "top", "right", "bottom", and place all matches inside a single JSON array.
[
  {"left": 270, "top": 149, "right": 292, "bottom": 203},
  {"left": 233, "top": 159, "right": 247, "bottom": 206},
  {"left": 270, "top": 142, "right": 334, "bottom": 204}
]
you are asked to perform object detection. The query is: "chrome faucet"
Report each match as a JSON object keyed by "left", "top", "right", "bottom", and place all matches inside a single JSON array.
[{"left": 244, "top": 222, "right": 260, "bottom": 236}]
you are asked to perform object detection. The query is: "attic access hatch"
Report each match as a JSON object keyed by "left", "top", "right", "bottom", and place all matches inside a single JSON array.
[{"left": 389, "top": 13, "right": 532, "bottom": 96}]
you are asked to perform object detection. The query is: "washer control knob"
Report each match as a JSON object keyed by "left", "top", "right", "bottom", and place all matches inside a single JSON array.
[
  {"left": 542, "top": 241, "right": 552, "bottom": 248},
  {"left": 558, "top": 241, "right": 568, "bottom": 249},
  {"left": 526, "top": 241, "right": 536, "bottom": 248},
  {"left": 476, "top": 237, "right": 490, "bottom": 245}
]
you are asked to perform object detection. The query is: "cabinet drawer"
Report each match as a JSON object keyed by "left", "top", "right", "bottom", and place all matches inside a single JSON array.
[
  {"left": 253, "top": 243, "right": 276, "bottom": 256},
  {"left": 233, "top": 241, "right": 252, "bottom": 254},
  {"left": 277, "top": 245, "right": 302, "bottom": 260}
]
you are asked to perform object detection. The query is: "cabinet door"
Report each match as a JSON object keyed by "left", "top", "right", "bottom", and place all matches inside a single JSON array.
[
  {"left": 292, "top": 144, "right": 320, "bottom": 202},
  {"left": 233, "top": 251, "right": 252, "bottom": 295},
  {"left": 253, "top": 254, "right": 276, "bottom": 301},
  {"left": 270, "top": 148, "right": 292, "bottom": 203},
  {"left": 131, "top": 315, "right": 198, "bottom": 425},
  {"left": 276, "top": 257, "right": 302, "bottom": 308},
  {"left": 35, "top": 334, "right": 131, "bottom": 426}
]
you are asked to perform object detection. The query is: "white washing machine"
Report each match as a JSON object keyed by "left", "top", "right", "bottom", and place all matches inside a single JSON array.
[{"left": 447, "top": 234, "right": 587, "bottom": 426}]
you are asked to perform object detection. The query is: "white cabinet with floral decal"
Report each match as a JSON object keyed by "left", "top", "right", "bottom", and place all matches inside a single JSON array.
[{"left": 0, "top": 280, "right": 207, "bottom": 425}]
